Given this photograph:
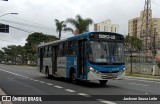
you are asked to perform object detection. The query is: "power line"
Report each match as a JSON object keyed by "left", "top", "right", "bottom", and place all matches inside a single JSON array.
[
  {"left": 139, "top": 0, "right": 144, "bottom": 3},
  {"left": 151, "top": 0, "right": 160, "bottom": 6},
  {"left": 9, "top": 15, "right": 54, "bottom": 29},
  {"left": 9, "top": 25, "right": 35, "bottom": 33},
  {"left": 0, "top": 10, "right": 56, "bottom": 31},
  {"left": 0, "top": 19, "right": 55, "bottom": 31}
]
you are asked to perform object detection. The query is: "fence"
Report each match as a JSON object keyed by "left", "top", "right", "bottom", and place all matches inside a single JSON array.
[{"left": 125, "top": 62, "right": 160, "bottom": 75}]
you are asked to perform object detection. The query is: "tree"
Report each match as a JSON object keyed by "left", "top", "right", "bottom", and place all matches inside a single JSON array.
[
  {"left": 25, "top": 32, "right": 58, "bottom": 63},
  {"left": 0, "top": 50, "right": 4, "bottom": 62},
  {"left": 2, "top": 45, "right": 25, "bottom": 64},
  {"left": 125, "top": 35, "right": 142, "bottom": 75},
  {"left": 66, "top": 14, "right": 93, "bottom": 35},
  {"left": 55, "top": 19, "right": 73, "bottom": 39}
]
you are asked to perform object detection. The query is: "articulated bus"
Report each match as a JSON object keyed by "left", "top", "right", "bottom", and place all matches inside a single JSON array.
[{"left": 37, "top": 32, "right": 125, "bottom": 85}]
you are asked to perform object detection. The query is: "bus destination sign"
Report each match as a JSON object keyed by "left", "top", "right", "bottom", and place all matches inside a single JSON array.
[
  {"left": 99, "top": 34, "right": 115, "bottom": 39},
  {"left": 90, "top": 33, "right": 124, "bottom": 40}
]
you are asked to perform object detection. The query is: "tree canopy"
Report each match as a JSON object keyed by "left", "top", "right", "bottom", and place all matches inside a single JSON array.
[
  {"left": 66, "top": 14, "right": 93, "bottom": 35},
  {"left": 25, "top": 32, "right": 58, "bottom": 62},
  {"left": 55, "top": 19, "right": 73, "bottom": 39},
  {"left": 124, "top": 35, "right": 142, "bottom": 74},
  {"left": 125, "top": 35, "right": 142, "bottom": 52}
]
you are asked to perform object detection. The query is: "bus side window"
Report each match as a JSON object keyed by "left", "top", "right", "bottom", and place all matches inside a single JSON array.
[
  {"left": 72, "top": 40, "right": 77, "bottom": 55},
  {"left": 64, "top": 42, "right": 68, "bottom": 56},
  {"left": 58, "top": 43, "right": 64, "bottom": 57},
  {"left": 68, "top": 42, "right": 71, "bottom": 55},
  {"left": 48, "top": 46, "right": 52, "bottom": 57},
  {"left": 44, "top": 46, "right": 49, "bottom": 58}
]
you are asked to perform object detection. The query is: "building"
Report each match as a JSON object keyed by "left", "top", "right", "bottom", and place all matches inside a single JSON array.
[
  {"left": 128, "top": 10, "right": 160, "bottom": 61},
  {"left": 128, "top": 10, "right": 160, "bottom": 42},
  {"left": 94, "top": 20, "right": 119, "bottom": 33},
  {"left": 128, "top": 10, "right": 160, "bottom": 38}
]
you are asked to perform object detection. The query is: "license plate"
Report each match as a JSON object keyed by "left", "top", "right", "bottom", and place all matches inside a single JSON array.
[{"left": 107, "top": 75, "right": 113, "bottom": 78}]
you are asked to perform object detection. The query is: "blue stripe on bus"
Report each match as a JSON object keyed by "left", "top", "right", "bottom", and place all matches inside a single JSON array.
[{"left": 66, "top": 56, "right": 77, "bottom": 78}]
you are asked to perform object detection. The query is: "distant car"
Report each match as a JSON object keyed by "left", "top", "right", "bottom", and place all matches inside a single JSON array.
[
  {"left": 7, "top": 61, "right": 14, "bottom": 65},
  {"left": 1, "top": 61, "right": 5, "bottom": 64}
]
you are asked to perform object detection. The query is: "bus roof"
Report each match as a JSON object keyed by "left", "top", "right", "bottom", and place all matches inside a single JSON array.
[{"left": 38, "top": 32, "right": 123, "bottom": 47}]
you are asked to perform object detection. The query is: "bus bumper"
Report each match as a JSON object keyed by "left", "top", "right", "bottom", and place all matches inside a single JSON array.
[{"left": 87, "top": 70, "right": 125, "bottom": 80}]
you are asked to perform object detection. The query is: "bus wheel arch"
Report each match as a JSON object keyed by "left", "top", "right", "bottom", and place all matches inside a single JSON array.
[
  {"left": 45, "top": 66, "right": 51, "bottom": 79},
  {"left": 99, "top": 80, "right": 108, "bottom": 86},
  {"left": 69, "top": 68, "right": 77, "bottom": 84}
]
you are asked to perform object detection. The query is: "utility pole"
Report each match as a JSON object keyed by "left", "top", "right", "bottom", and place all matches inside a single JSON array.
[{"left": 140, "top": 0, "right": 152, "bottom": 68}]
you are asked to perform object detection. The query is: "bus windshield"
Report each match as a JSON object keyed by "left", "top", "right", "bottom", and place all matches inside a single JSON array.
[{"left": 89, "top": 41, "right": 125, "bottom": 64}]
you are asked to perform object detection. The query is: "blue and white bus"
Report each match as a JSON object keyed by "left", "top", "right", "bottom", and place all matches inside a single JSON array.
[{"left": 37, "top": 32, "right": 125, "bottom": 85}]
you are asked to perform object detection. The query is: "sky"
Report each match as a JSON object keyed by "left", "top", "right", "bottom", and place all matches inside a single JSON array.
[{"left": 0, "top": 0, "right": 160, "bottom": 49}]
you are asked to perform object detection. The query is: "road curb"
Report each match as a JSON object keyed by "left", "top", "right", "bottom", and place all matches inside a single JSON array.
[
  {"left": 125, "top": 76, "right": 160, "bottom": 81},
  {"left": 0, "top": 88, "right": 13, "bottom": 104}
]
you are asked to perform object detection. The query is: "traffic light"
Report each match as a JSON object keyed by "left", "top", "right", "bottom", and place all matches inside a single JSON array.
[{"left": 0, "top": 24, "right": 9, "bottom": 33}]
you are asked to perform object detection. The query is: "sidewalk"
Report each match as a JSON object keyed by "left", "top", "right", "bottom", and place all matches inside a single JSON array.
[
  {"left": 125, "top": 73, "right": 160, "bottom": 81},
  {"left": 126, "top": 76, "right": 160, "bottom": 81},
  {"left": 0, "top": 88, "right": 13, "bottom": 104}
]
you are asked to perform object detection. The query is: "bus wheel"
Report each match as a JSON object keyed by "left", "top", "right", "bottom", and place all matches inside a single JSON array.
[
  {"left": 99, "top": 80, "right": 108, "bottom": 86},
  {"left": 70, "top": 71, "right": 77, "bottom": 84},
  {"left": 45, "top": 68, "right": 51, "bottom": 79}
]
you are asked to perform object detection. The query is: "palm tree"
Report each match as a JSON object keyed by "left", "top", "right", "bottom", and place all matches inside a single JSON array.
[
  {"left": 125, "top": 35, "right": 142, "bottom": 75},
  {"left": 66, "top": 14, "right": 93, "bottom": 35},
  {"left": 55, "top": 19, "right": 73, "bottom": 39}
]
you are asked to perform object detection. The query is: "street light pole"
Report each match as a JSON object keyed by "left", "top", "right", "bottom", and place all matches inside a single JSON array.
[
  {"left": 0, "top": 13, "right": 18, "bottom": 33},
  {"left": 0, "top": 13, "right": 18, "bottom": 17}
]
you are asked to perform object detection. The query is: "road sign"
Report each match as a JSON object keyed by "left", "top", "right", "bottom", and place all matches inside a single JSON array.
[{"left": 0, "top": 24, "right": 9, "bottom": 33}]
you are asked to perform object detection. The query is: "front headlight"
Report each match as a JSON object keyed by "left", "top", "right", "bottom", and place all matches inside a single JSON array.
[
  {"left": 88, "top": 66, "right": 101, "bottom": 74},
  {"left": 89, "top": 66, "right": 94, "bottom": 71}
]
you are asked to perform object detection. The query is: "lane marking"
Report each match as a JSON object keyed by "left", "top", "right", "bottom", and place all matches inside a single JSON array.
[
  {"left": 78, "top": 93, "right": 91, "bottom": 97},
  {"left": 39, "top": 81, "right": 45, "bottom": 83},
  {"left": 54, "top": 85, "right": 63, "bottom": 88},
  {"left": 29, "top": 78, "right": 34, "bottom": 80},
  {"left": 126, "top": 78, "right": 160, "bottom": 83},
  {"left": 65, "top": 89, "right": 76, "bottom": 93},
  {"left": 0, "top": 69, "right": 29, "bottom": 79},
  {"left": 21, "top": 76, "right": 29, "bottom": 79},
  {"left": 97, "top": 99, "right": 117, "bottom": 104},
  {"left": 129, "top": 83, "right": 149, "bottom": 86},
  {"left": 46, "top": 83, "right": 53, "bottom": 86},
  {"left": 34, "top": 80, "right": 39, "bottom": 82},
  {"left": 155, "top": 82, "right": 160, "bottom": 84}
]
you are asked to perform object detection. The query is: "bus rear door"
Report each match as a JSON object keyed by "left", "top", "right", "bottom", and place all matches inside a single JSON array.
[
  {"left": 52, "top": 45, "right": 58, "bottom": 75},
  {"left": 78, "top": 40, "right": 86, "bottom": 79}
]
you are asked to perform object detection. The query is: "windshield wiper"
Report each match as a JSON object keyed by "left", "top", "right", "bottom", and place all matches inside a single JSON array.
[{"left": 98, "top": 41, "right": 107, "bottom": 50}]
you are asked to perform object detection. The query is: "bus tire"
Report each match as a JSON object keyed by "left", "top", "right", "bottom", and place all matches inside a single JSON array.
[
  {"left": 99, "top": 80, "right": 108, "bottom": 86},
  {"left": 45, "top": 67, "right": 51, "bottom": 79},
  {"left": 70, "top": 69, "right": 77, "bottom": 84}
]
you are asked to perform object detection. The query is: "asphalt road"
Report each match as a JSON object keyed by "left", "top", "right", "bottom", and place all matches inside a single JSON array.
[{"left": 0, "top": 64, "right": 160, "bottom": 104}]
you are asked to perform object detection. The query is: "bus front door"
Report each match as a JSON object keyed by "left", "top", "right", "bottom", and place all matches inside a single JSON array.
[{"left": 78, "top": 40, "right": 85, "bottom": 79}]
